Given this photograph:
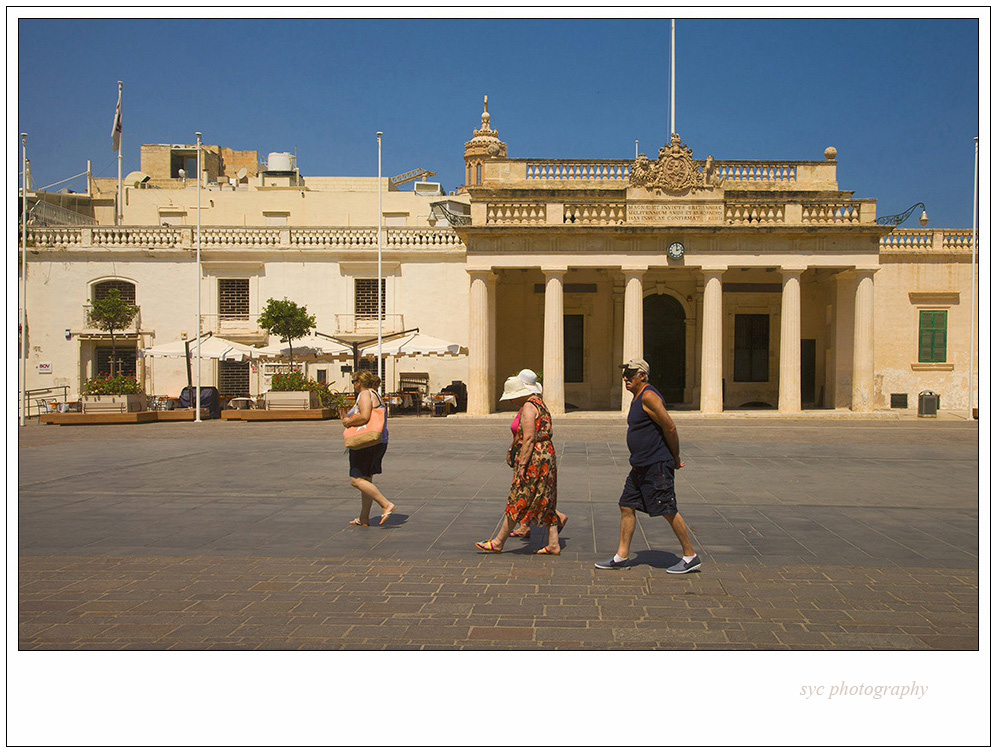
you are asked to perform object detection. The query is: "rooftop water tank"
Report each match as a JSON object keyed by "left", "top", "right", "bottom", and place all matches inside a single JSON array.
[{"left": 266, "top": 152, "right": 296, "bottom": 172}]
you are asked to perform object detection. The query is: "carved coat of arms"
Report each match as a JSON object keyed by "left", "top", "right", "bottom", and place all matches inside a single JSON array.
[{"left": 630, "top": 134, "right": 721, "bottom": 193}]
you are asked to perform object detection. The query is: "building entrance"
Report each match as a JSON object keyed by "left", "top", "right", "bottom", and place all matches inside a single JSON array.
[{"left": 643, "top": 294, "right": 686, "bottom": 405}]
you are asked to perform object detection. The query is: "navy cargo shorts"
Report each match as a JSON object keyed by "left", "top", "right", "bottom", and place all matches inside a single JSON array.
[{"left": 619, "top": 460, "right": 677, "bottom": 517}]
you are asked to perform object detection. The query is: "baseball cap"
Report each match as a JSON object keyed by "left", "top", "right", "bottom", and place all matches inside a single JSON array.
[{"left": 619, "top": 358, "right": 650, "bottom": 374}]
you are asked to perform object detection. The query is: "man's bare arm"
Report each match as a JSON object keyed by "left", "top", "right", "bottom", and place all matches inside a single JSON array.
[{"left": 641, "top": 389, "right": 683, "bottom": 468}]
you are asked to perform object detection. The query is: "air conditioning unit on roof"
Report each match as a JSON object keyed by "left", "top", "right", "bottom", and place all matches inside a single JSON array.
[{"left": 413, "top": 181, "right": 444, "bottom": 196}]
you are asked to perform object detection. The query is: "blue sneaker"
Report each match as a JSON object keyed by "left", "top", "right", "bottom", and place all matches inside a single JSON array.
[
  {"left": 595, "top": 556, "right": 632, "bottom": 570},
  {"left": 666, "top": 555, "right": 702, "bottom": 574}
]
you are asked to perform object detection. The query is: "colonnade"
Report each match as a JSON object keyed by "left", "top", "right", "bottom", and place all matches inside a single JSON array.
[{"left": 467, "top": 266, "right": 877, "bottom": 415}]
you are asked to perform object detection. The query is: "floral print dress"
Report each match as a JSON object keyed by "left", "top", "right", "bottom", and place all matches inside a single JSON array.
[{"left": 505, "top": 395, "right": 558, "bottom": 528}]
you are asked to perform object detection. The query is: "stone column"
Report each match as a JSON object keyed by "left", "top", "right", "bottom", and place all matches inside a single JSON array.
[
  {"left": 778, "top": 267, "right": 805, "bottom": 413},
  {"left": 833, "top": 271, "right": 856, "bottom": 408},
  {"left": 542, "top": 268, "right": 566, "bottom": 414},
  {"left": 611, "top": 282, "right": 624, "bottom": 408},
  {"left": 467, "top": 270, "right": 495, "bottom": 415},
  {"left": 852, "top": 269, "right": 877, "bottom": 411},
  {"left": 487, "top": 271, "right": 497, "bottom": 413},
  {"left": 621, "top": 269, "right": 645, "bottom": 411},
  {"left": 700, "top": 267, "right": 725, "bottom": 414}
]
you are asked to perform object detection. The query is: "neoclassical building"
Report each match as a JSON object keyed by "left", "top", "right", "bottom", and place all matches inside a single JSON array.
[{"left": 18, "top": 100, "right": 978, "bottom": 416}]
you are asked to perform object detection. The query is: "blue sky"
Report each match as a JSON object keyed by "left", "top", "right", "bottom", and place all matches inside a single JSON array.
[{"left": 14, "top": 15, "right": 986, "bottom": 227}]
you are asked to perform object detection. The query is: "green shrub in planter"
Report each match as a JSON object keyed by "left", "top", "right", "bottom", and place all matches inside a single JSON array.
[
  {"left": 270, "top": 372, "right": 310, "bottom": 391},
  {"left": 82, "top": 373, "right": 143, "bottom": 395}
]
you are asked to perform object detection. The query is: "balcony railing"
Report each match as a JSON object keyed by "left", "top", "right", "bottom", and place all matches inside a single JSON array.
[
  {"left": 333, "top": 314, "right": 404, "bottom": 337},
  {"left": 198, "top": 313, "right": 268, "bottom": 341}
]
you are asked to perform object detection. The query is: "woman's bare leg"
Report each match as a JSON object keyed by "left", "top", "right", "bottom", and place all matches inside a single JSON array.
[
  {"left": 351, "top": 476, "right": 395, "bottom": 523},
  {"left": 545, "top": 523, "right": 561, "bottom": 554}
]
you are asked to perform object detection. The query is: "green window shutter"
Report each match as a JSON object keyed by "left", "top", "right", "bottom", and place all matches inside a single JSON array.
[
  {"left": 935, "top": 312, "right": 947, "bottom": 362},
  {"left": 918, "top": 310, "right": 947, "bottom": 363}
]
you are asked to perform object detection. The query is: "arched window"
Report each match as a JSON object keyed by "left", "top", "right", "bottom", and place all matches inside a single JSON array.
[
  {"left": 89, "top": 279, "right": 139, "bottom": 378},
  {"left": 92, "top": 279, "right": 136, "bottom": 305},
  {"left": 476, "top": 163, "right": 482, "bottom": 185}
]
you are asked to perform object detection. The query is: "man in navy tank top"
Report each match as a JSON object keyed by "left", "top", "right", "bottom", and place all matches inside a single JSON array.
[{"left": 595, "top": 358, "right": 702, "bottom": 573}]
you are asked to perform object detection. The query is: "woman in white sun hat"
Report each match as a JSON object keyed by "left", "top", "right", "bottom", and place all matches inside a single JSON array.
[
  {"left": 508, "top": 369, "right": 567, "bottom": 539},
  {"left": 475, "top": 374, "right": 563, "bottom": 555}
]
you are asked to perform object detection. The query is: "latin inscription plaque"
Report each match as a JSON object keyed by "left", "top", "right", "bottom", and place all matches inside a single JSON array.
[{"left": 628, "top": 202, "right": 724, "bottom": 225}]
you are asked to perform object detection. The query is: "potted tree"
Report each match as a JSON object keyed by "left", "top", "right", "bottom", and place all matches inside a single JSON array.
[
  {"left": 82, "top": 289, "right": 147, "bottom": 413},
  {"left": 258, "top": 297, "right": 318, "bottom": 410}
]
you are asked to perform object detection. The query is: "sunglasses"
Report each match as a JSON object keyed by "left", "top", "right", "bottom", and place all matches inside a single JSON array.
[{"left": 622, "top": 369, "right": 640, "bottom": 380}]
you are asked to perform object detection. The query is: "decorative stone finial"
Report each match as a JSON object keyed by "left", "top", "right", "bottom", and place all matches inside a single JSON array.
[
  {"left": 824, "top": 146, "right": 837, "bottom": 160},
  {"left": 465, "top": 94, "right": 507, "bottom": 164}
]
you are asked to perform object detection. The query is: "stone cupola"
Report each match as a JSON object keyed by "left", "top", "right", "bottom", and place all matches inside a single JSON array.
[{"left": 463, "top": 95, "right": 507, "bottom": 187}]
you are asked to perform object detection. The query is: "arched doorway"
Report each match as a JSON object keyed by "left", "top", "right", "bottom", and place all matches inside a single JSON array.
[{"left": 643, "top": 294, "right": 686, "bottom": 404}]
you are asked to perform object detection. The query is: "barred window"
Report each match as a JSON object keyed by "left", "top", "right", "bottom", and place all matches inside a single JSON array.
[
  {"left": 218, "top": 361, "right": 250, "bottom": 395},
  {"left": 95, "top": 346, "right": 137, "bottom": 378},
  {"left": 219, "top": 279, "right": 249, "bottom": 320},
  {"left": 355, "top": 279, "right": 386, "bottom": 320},
  {"left": 93, "top": 280, "right": 136, "bottom": 305}
]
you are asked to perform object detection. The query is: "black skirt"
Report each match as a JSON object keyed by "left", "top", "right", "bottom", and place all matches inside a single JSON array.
[{"left": 349, "top": 442, "right": 387, "bottom": 478}]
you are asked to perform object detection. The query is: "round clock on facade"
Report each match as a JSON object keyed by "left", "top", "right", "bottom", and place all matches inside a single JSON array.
[{"left": 667, "top": 241, "right": 685, "bottom": 259}]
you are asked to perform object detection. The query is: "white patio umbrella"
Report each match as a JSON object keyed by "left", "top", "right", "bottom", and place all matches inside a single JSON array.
[
  {"left": 140, "top": 334, "right": 262, "bottom": 399},
  {"left": 359, "top": 332, "right": 466, "bottom": 357},
  {"left": 256, "top": 334, "right": 352, "bottom": 360},
  {"left": 140, "top": 334, "right": 260, "bottom": 361}
]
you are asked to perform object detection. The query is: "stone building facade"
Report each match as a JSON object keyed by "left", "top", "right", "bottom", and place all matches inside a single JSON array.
[{"left": 18, "top": 101, "right": 979, "bottom": 416}]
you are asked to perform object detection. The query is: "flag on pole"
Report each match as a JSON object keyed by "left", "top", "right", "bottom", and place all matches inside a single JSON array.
[{"left": 111, "top": 84, "right": 123, "bottom": 152}]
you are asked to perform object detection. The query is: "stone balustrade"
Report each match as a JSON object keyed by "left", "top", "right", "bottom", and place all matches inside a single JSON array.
[
  {"left": 941, "top": 230, "right": 978, "bottom": 250},
  {"left": 485, "top": 202, "right": 547, "bottom": 224},
  {"left": 386, "top": 227, "right": 462, "bottom": 247},
  {"left": 880, "top": 228, "right": 979, "bottom": 254},
  {"left": 715, "top": 161, "right": 798, "bottom": 184},
  {"left": 28, "top": 223, "right": 975, "bottom": 257},
  {"left": 201, "top": 227, "right": 282, "bottom": 247},
  {"left": 26, "top": 225, "right": 463, "bottom": 251},
  {"left": 497, "top": 158, "right": 837, "bottom": 189},
  {"left": 802, "top": 201, "right": 863, "bottom": 224},
  {"left": 563, "top": 202, "right": 627, "bottom": 225},
  {"left": 92, "top": 227, "right": 189, "bottom": 247},
  {"left": 726, "top": 203, "right": 787, "bottom": 225},
  {"left": 25, "top": 227, "right": 84, "bottom": 246},
  {"left": 291, "top": 228, "right": 379, "bottom": 247},
  {"left": 525, "top": 159, "right": 632, "bottom": 182}
]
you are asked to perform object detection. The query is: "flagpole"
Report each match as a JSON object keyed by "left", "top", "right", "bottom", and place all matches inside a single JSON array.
[
  {"left": 116, "top": 81, "right": 123, "bottom": 225},
  {"left": 20, "top": 133, "right": 28, "bottom": 426},
  {"left": 670, "top": 20, "right": 676, "bottom": 137},
  {"left": 377, "top": 131, "right": 383, "bottom": 388},
  {"left": 195, "top": 132, "right": 203, "bottom": 422},
  {"left": 968, "top": 136, "right": 978, "bottom": 420}
]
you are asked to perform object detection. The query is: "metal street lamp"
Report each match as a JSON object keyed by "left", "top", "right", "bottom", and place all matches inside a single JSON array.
[
  {"left": 20, "top": 132, "right": 28, "bottom": 426},
  {"left": 377, "top": 131, "right": 383, "bottom": 388},
  {"left": 195, "top": 131, "right": 202, "bottom": 422},
  {"left": 875, "top": 202, "right": 929, "bottom": 227}
]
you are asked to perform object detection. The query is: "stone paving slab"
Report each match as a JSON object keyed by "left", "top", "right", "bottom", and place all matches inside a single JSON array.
[
  {"left": 16, "top": 417, "right": 980, "bottom": 651},
  {"left": 18, "top": 556, "right": 977, "bottom": 650}
]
